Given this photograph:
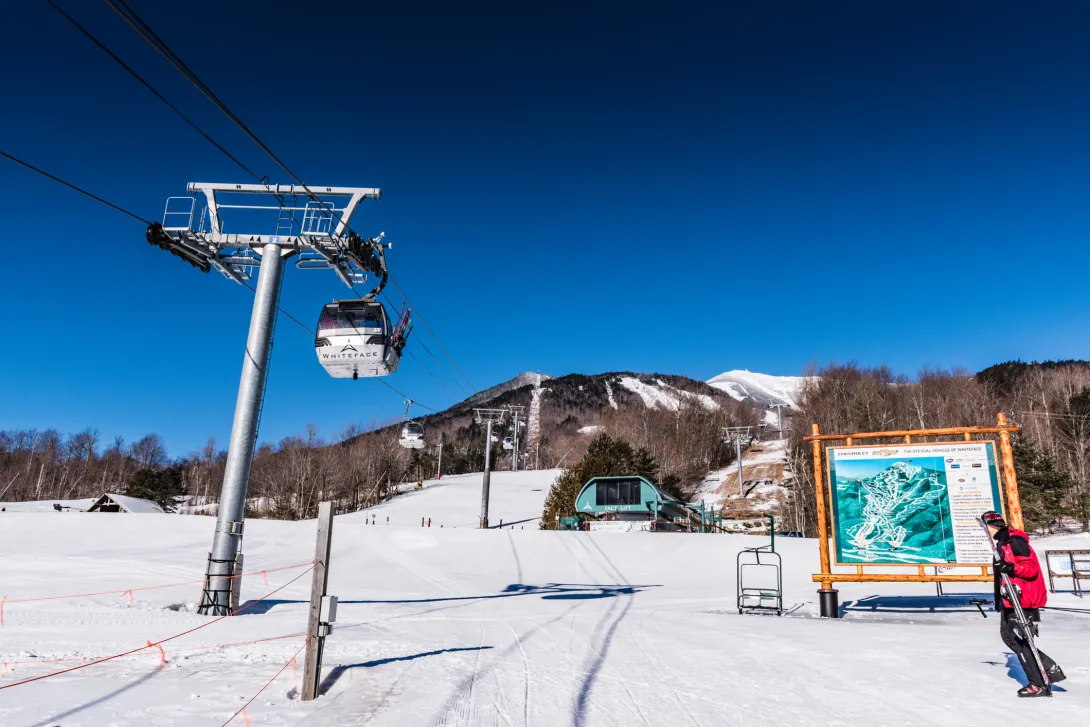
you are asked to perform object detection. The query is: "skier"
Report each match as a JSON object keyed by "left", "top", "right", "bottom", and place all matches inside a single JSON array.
[{"left": 981, "top": 510, "right": 1066, "bottom": 697}]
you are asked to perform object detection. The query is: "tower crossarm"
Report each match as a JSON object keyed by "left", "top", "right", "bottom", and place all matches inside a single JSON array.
[{"left": 156, "top": 182, "right": 384, "bottom": 286}]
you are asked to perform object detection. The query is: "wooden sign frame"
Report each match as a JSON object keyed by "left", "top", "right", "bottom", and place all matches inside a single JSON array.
[{"left": 804, "top": 413, "right": 1022, "bottom": 589}]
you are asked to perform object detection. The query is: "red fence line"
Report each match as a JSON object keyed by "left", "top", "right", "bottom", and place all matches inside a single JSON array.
[
  {"left": 3, "top": 560, "right": 316, "bottom": 606},
  {"left": 0, "top": 563, "right": 316, "bottom": 692},
  {"left": 221, "top": 637, "right": 311, "bottom": 727},
  {"left": 1, "top": 632, "right": 307, "bottom": 672}
]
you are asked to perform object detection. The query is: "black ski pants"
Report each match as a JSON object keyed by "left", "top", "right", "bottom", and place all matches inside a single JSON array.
[{"left": 1000, "top": 609, "right": 1056, "bottom": 688}]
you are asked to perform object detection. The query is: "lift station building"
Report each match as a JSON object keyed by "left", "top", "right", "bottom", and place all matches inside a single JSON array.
[{"left": 574, "top": 476, "right": 711, "bottom": 531}]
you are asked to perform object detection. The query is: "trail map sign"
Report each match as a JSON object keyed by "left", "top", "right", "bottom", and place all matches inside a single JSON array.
[{"left": 827, "top": 442, "right": 1003, "bottom": 566}]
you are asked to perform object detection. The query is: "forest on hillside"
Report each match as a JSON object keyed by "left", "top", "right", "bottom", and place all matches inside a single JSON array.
[
  {"left": 781, "top": 360, "right": 1090, "bottom": 534},
  {"left": 0, "top": 373, "right": 757, "bottom": 518},
  {"left": 6, "top": 361, "right": 1089, "bottom": 529}
]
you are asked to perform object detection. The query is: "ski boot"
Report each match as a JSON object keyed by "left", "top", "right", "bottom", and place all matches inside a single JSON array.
[
  {"left": 1017, "top": 684, "right": 1052, "bottom": 698},
  {"left": 1048, "top": 665, "right": 1067, "bottom": 684}
]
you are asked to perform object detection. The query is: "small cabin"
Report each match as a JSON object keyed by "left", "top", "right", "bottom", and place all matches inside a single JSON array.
[
  {"left": 87, "top": 493, "right": 166, "bottom": 514},
  {"left": 574, "top": 476, "right": 705, "bottom": 531}
]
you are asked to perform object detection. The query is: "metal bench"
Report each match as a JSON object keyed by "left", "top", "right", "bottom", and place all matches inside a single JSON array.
[{"left": 1044, "top": 549, "right": 1090, "bottom": 597}]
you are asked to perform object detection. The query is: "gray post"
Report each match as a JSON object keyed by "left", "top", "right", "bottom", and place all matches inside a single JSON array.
[
  {"left": 199, "top": 243, "right": 284, "bottom": 616},
  {"left": 776, "top": 405, "right": 784, "bottom": 440},
  {"left": 302, "top": 501, "right": 334, "bottom": 700},
  {"left": 736, "top": 436, "right": 744, "bottom": 497},
  {"left": 436, "top": 440, "right": 443, "bottom": 479},
  {"left": 481, "top": 420, "right": 493, "bottom": 528}
]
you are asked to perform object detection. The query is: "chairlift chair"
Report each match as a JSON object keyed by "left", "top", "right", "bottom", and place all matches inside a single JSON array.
[{"left": 314, "top": 299, "right": 410, "bottom": 379}]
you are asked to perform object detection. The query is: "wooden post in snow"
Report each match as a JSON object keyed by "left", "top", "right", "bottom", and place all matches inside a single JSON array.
[{"left": 302, "top": 501, "right": 334, "bottom": 701}]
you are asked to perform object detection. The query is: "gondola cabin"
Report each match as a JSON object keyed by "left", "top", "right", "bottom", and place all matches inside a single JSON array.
[
  {"left": 314, "top": 300, "right": 406, "bottom": 379},
  {"left": 502, "top": 436, "right": 514, "bottom": 451},
  {"left": 399, "top": 421, "right": 425, "bottom": 449}
]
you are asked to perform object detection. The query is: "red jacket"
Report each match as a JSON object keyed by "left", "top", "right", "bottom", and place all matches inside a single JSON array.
[{"left": 997, "top": 528, "right": 1048, "bottom": 610}]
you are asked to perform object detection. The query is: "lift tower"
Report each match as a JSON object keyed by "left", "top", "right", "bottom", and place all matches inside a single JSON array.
[
  {"left": 474, "top": 408, "right": 507, "bottom": 528},
  {"left": 152, "top": 183, "right": 385, "bottom": 615}
]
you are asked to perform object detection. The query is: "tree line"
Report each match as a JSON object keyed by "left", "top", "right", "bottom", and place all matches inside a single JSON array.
[{"left": 782, "top": 361, "right": 1090, "bottom": 535}]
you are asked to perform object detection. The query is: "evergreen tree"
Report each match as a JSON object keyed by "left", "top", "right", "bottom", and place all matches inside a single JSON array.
[
  {"left": 541, "top": 433, "right": 662, "bottom": 523},
  {"left": 126, "top": 465, "right": 185, "bottom": 512},
  {"left": 1012, "top": 437, "right": 1071, "bottom": 530}
]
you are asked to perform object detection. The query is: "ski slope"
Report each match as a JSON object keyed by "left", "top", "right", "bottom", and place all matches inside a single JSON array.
[
  {"left": 1, "top": 472, "right": 1089, "bottom": 726},
  {"left": 359, "top": 469, "right": 561, "bottom": 529}
]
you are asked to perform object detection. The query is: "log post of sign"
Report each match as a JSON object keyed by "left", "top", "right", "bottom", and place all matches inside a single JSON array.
[{"left": 302, "top": 501, "right": 336, "bottom": 701}]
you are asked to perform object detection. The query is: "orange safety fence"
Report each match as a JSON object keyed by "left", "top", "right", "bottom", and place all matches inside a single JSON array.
[
  {"left": 220, "top": 637, "right": 311, "bottom": 726},
  {"left": 1, "top": 560, "right": 316, "bottom": 610},
  {"left": 0, "top": 562, "right": 316, "bottom": 692},
  {"left": 0, "top": 632, "right": 307, "bottom": 676}
]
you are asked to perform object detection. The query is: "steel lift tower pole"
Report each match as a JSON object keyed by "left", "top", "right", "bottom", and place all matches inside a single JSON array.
[
  {"left": 505, "top": 405, "right": 525, "bottom": 472},
  {"left": 474, "top": 408, "right": 507, "bottom": 528},
  {"left": 149, "top": 182, "right": 383, "bottom": 615},
  {"left": 722, "top": 426, "right": 752, "bottom": 498}
]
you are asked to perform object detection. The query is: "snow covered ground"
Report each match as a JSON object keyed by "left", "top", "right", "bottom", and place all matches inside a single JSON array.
[
  {"left": 2, "top": 471, "right": 1089, "bottom": 726},
  {"left": 706, "top": 370, "right": 806, "bottom": 409}
]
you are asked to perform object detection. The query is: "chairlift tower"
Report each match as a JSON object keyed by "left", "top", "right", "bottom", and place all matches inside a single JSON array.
[
  {"left": 474, "top": 408, "right": 507, "bottom": 528},
  {"left": 504, "top": 405, "right": 525, "bottom": 472},
  {"left": 151, "top": 182, "right": 385, "bottom": 615},
  {"left": 722, "top": 426, "right": 752, "bottom": 498}
]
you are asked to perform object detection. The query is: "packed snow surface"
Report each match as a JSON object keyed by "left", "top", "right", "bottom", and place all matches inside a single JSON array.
[
  {"left": 2, "top": 470, "right": 1089, "bottom": 726},
  {"left": 706, "top": 370, "right": 806, "bottom": 409},
  {"left": 617, "top": 376, "right": 719, "bottom": 411}
]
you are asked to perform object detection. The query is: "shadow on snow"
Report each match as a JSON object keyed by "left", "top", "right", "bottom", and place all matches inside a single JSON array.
[
  {"left": 239, "top": 582, "right": 658, "bottom": 614},
  {"left": 319, "top": 646, "right": 495, "bottom": 696},
  {"left": 840, "top": 593, "right": 994, "bottom": 617}
]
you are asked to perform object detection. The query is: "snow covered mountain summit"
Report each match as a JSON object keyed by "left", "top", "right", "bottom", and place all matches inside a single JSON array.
[{"left": 706, "top": 370, "right": 805, "bottom": 409}]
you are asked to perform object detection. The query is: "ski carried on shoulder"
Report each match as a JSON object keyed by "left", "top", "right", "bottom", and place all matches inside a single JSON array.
[{"left": 979, "top": 516, "right": 1051, "bottom": 693}]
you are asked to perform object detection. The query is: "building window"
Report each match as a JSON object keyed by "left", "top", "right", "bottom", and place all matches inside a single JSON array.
[{"left": 595, "top": 479, "right": 641, "bottom": 507}]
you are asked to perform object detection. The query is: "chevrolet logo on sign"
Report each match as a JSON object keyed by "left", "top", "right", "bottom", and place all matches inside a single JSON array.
[{"left": 874, "top": 449, "right": 897, "bottom": 456}]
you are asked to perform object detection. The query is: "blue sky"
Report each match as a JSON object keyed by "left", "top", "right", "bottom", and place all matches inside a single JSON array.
[{"left": 3, "top": 1, "right": 1090, "bottom": 456}]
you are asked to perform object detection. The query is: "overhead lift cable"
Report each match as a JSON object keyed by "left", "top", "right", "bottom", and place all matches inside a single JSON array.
[
  {"left": 381, "top": 290, "right": 468, "bottom": 397},
  {"left": 105, "top": 0, "right": 477, "bottom": 395},
  {"left": 103, "top": 0, "right": 337, "bottom": 218},
  {"left": 47, "top": 1, "right": 264, "bottom": 184},
  {"left": 405, "top": 350, "right": 459, "bottom": 399},
  {"left": 0, "top": 150, "right": 149, "bottom": 225},
  {"left": 385, "top": 275, "right": 476, "bottom": 392}
]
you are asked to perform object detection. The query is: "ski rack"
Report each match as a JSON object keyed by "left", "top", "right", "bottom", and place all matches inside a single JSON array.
[{"left": 737, "top": 544, "right": 783, "bottom": 616}]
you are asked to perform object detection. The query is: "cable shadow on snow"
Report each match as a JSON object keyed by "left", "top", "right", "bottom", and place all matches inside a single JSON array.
[
  {"left": 27, "top": 667, "right": 159, "bottom": 727},
  {"left": 240, "top": 583, "right": 659, "bottom": 614},
  {"left": 319, "top": 646, "right": 495, "bottom": 696}
]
